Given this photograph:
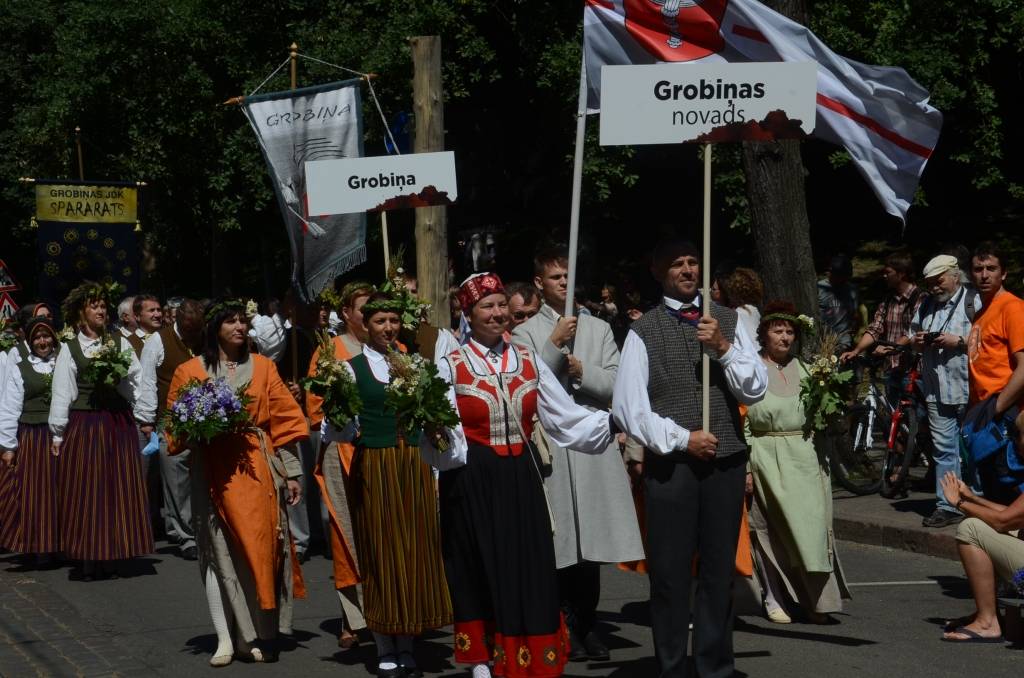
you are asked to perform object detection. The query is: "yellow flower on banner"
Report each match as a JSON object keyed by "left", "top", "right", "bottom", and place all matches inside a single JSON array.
[
  {"left": 74, "top": 259, "right": 88, "bottom": 271},
  {"left": 64, "top": 229, "right": 78, "bottom": 243},
  {"left": 123, "top": 267, "right": 133, "bottom": 277},
  {"left": 44, "top": 262, "right": 59, "bottom": 277},
  {"left": 115, "top": 249, "right": 127, "bottom": 261},
  {"left": 86, "top": 228, "right": 98, "bottom": 240},
  {"left": 46, "top": 242, "right": 61, "bottom": 256},
  {"left": 103, "top": 237, "right": 114, "bottom": 249}
]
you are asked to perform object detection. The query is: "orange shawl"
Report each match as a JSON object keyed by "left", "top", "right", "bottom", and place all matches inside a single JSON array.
[{"left": 166, "top": 354, "right": 309, "bottom": 609}]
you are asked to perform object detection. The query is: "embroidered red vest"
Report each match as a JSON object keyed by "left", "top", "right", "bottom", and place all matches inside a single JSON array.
[{"left": 449, "top": 345, "right": 539, "bottom": 456}]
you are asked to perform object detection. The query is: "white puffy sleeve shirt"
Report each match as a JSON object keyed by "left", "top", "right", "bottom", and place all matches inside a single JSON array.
[
  {"left": 612, "top": 297, "right": 767, "bottom": 455},
  {"left": 0, "top": 350, "right": 57, "bottom": 450},
  {"left": 420, "top": 338, "right": 614, "bottom": 470},
  {"left": 48, "top": 332, "right": 144, "bottom": 442}
]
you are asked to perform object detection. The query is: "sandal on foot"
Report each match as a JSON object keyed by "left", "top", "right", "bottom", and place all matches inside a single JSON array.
[
  {"left": 338, "top": 629, "right": 360, "bottom": 649},
  {"left": 941, "top": 626, "right": 1004, "bottom": 643}
]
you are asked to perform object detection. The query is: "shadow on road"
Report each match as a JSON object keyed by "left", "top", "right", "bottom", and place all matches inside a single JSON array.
[
  {"left": 889, "top": 498, "right": 934, "bottom": 518},
  {"left": 735, "top": 617, "right": 876, "bottom": 646}
]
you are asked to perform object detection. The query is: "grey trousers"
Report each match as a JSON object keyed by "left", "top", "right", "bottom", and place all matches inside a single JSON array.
[
  {"left": 287, "top": 429, "right": 329, "bottom": 553},
  {"left": 159, "top": 433, "right": 194, "bottom": 550}
]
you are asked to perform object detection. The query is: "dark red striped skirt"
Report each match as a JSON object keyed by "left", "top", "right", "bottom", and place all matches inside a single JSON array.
[
  {"left": 57, "top": 410, "right": 153, "bottom": 560},
  {"left": 0, "top": 423, "right": 60, "bottom": 554}
]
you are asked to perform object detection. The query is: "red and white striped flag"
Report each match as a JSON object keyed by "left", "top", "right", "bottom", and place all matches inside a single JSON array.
[{"left": 584, "top": 0, "right": 943, "bottom": 221}]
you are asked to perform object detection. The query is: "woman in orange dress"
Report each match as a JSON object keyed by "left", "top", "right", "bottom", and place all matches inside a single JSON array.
[
  {"left": 165, "top": 298, "right": 308, "bottom": 666},
  {"left": 305, "top": 281, "right": 373, "bottom": 648}
]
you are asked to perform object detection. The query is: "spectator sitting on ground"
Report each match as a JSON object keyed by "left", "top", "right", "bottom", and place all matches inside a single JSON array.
[{"left": 939, "top": 413, "right": 1024, "bottom": 643}]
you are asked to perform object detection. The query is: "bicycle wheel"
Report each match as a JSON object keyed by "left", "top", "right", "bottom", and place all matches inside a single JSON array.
[
  {"left": 881, "top": 407, "right": 918, "bottom": 497},
  {"left": 828, "top": 404, "right": 882, "bottom": 495}
]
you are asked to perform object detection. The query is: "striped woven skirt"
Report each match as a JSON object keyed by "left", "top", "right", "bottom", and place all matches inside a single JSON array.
[
  {"left": 57, "top": 410, "right": 153, "bottom": 560},
  {"left": 349, "top": 441, "right": 451, "bottom": 634},
  {"left": 0, "top": 423, "right": 60, "bottom": 554}
]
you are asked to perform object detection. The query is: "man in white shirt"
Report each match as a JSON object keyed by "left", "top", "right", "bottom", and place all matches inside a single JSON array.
[
  {"left": 613, "top": 238, "right": 767, "bottom": 678},
  {"left": 136, "top": 299, "right": 205, "bottom": 559},
  {"left": 117, "top": 296, "right": 137, "bottom": 339}
]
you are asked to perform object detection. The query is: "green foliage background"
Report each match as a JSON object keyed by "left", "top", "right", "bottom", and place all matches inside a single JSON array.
[{"left": 1, "top": 0, "right": 1021, "bottom": 304}]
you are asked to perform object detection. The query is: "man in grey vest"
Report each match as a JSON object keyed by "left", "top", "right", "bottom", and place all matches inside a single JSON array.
[{"left": 613, "top": 238, "right": 767, "bottom": 678}]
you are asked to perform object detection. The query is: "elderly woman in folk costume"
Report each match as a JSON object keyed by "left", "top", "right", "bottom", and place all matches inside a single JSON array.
[
  {"left": 321, "top": 290, "right": 452, "bottom": 678},
  {"left": 164, "top": 298, "right": 308, "bottom": 666},
  {"left": 304, "top": 281, "right": 374, "bottom": 649},
  {"left": 0, "top": 317, "right": 61, "bottom": 561},
  {"left": 48, "top": 281, "right": 152, "bottom": 580},
  {"left": 746, "top": 301, "right": 850, "bottom": 624},
  {"left": 421, "top": 273, "right": 621, "bottom": 678}
]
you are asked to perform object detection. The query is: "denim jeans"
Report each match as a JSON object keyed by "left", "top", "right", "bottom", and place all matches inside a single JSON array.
[{"left": 927, "top": 402, "right": 966, "bottom": 513}]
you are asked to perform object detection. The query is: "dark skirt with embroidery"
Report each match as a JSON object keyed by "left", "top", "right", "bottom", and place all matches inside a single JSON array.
[
  {"left": 57, "top": 410, "right": 153, "bottom": 560},
  {"left": 440, "top": 444, "right": 568, "bottom": 677},
  {"left": 349, "top": 440, "right": 451, "bottom": 634},
  {"left": 0, "top": 423, "right": 60, "bottom": 554}
]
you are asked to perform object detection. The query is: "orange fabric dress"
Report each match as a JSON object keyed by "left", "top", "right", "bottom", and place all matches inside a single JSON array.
[
  {"left": 166, "top": 355, "right": 309, "bottom": 613},
  {"left": 305, "top": 334, "right": 361, "bottom": 590}
]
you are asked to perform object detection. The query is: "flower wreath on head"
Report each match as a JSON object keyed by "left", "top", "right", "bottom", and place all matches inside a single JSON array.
[
  {"left": 360, "top": 295, "right": 405, "bottom": 317},
  {"left": 762, "top": 312, "right": 815, "bottom": 335},
  {"left": 60, "top": 280, "right": 126, "bottom": 327},
  {"left": 204, "top": 298, "right": 254, "bottom": 322}
]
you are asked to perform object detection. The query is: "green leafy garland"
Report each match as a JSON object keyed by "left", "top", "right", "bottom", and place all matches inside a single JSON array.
[{"left": 301, "top": 330, "right": 363, "bottom": 427}]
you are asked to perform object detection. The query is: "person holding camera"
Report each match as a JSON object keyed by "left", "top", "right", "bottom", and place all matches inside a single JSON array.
[{"left": 909, "top": 254, "right": 980, "bottom": 528}]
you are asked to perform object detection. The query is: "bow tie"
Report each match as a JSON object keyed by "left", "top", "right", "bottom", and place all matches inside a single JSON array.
[{"left": 676, "top": 306, "right": 701, "bottom": 326}]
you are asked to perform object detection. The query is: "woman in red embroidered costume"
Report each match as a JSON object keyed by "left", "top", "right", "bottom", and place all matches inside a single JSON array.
[{"left": 421, "top": 273, "right": 618, "bottom": 678}]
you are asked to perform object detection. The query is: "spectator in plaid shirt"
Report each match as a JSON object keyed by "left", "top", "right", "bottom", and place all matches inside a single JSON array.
[{"left": 841, "top": 253, "right": 926, "bottom": 400}]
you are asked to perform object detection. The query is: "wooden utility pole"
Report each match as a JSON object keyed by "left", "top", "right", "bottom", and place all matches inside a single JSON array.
[
  {"left": 74, "top": 127, "right": 85, "bottom": 180},
  {"left": 410, "top": 35, "right": 449, "bottom": 329}
]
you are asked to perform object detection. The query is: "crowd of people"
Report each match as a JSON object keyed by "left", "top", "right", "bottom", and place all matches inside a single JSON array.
[{"left": 0, "top": 237, "right": 1021, "bottom": 675}]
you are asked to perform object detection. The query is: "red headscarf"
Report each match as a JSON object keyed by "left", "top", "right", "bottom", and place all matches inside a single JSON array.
[{"left": 457, "top": 272, "right": 505, "bottom": 312}]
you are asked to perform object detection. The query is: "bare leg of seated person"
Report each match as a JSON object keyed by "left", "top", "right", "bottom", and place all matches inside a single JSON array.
[{"left": 942, "top": 542, "right": 1002, "bottom": 641}]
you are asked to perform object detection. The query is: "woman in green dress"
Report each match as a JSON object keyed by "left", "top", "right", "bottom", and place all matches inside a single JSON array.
[{"left": 746, "top": 301, "right": 850, "bottom": 624}]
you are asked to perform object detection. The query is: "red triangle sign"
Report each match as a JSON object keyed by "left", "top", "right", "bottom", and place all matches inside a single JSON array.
[
  {"left": 0, "top": 260, "right": 20, "bottom": 292},
  {"left": 0, "top": 292, "right": 18, "bottom": 318}
]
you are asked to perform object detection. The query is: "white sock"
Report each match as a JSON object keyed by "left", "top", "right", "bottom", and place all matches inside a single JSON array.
[
  {"left": 472, "top": 664, "right": 493, "bottom": 678},
  {"left": 754, "top": 545, "right": 786, "bottom": 612},
  {"left": 204, "top": 567, "right": 234, "bottom": 657}
]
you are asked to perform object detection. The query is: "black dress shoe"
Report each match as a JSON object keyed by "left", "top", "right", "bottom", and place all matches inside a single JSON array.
[
  {"left": 296, "top": 550, "right": 309, "bottom": 564},
  {"left": 568, "top": 631, "right": 588, "bottom": 662},
  {"left": 182, "top": 546, "right": 198, "bottom": 561},
  {"left": 583, "top": 632, "right": 610, "bottom": 661},
  {"left": 376, "top": 666, "right": 406, "bottom": 678}
]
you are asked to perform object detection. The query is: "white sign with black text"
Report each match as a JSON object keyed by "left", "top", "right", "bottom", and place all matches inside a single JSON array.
[
  {"left": 305, "top": 151, "right": 457, "bottom": 216},
  {"left": 599, "top": 61, "right": 817, "bottom": 146}
]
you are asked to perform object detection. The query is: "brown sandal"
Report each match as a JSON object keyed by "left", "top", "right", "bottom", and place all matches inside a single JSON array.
[{"left": 338, "top": 629, "right": 360, "bottom": 649}]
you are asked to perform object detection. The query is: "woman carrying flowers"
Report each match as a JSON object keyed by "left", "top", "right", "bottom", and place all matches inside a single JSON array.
[
  {"left": 0, "top": 316, "right": 61, "bottom": 559},
  {"left": 321, "top": 290, "right": 452, "bottom": 678},
  {"left": 421, "top": 273, "right": 620, "bottom": 678},
  {"left": 165, "top": 298, "right": 308, "bottom": 666},
  {"left": 48, "top": 281, "right": 152, "bottom": 580},
  {"left": 746, "top": 301, "right": 850, "bottom": 624}
]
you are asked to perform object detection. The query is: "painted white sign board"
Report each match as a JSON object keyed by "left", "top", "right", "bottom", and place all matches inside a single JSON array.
[
  {"left": 599, "top": 61, "right": 817, "bottom": 146},
  {"left": 306, "top": 151, "right": 457, "bottom": 215}
]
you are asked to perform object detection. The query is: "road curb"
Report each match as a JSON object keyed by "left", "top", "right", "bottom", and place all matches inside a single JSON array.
[{"left": 834, "top": 515, "right": 959, "bottom": 561}]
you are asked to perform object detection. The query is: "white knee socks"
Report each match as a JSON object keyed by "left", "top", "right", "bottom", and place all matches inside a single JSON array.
[{"left": 204, "top": 567, "right": 234, "bottom": 657}]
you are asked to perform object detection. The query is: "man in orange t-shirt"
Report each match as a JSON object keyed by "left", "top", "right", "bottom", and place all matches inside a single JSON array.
[{"left": 967, "top": 242, "right": 1024, "bottom": 416}]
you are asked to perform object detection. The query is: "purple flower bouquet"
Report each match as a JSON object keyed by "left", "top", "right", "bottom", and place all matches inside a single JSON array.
[{"left": 163, "top": 377, "right": 253, "bottom": 444}]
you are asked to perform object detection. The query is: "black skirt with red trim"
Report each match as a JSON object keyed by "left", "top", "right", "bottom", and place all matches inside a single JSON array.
[{"left": 439, "top": 444, "right": 568, "bottom": 677}]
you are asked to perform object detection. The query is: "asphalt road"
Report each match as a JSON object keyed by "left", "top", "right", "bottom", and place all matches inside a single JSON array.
[{"left": 1, "top": 539, "right": 1021, "bottom": 677}]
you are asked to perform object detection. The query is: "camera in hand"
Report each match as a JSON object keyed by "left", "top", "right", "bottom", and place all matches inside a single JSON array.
[{"left": 923, "top": 331, "right": 941, "bottom": 345}]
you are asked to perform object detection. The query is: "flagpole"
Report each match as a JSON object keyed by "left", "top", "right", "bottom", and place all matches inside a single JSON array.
[
  {"left": 702, "top": 143, "right": 712, "bottom": 432},
  {"left": 382, "top": 212, "right": 391, "bottom": 275},
  {"left": 290, "top": 42, "right": 300, "bottom": 385},
  {"left": 564, "top": 52, "right": 588, "bottom": 319}
]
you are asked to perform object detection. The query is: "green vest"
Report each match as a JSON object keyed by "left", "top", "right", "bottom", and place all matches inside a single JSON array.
[
  {"left": 17, "top": 354, "right": 54, "bottom": 425},
  {"left": 350, "top": 353, "right": 400, "bottom": 448},
  {"left": 67, "top": 338, "right": 128, "bottom": 411}
]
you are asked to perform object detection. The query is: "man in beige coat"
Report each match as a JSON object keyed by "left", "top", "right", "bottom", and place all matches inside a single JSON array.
[{"left": 512, "top": 247, "right": 644, "bottom": 662}]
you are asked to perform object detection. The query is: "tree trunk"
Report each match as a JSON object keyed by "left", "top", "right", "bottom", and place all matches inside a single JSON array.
[
  {"left": 410, "top": 36, "right": 449, "bottom": 330},
  {"left": 743, "top": 0, "right": 818, "bottom": 317}
]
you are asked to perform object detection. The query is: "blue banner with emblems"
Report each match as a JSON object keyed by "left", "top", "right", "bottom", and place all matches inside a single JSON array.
[{"left": 34, "top": 181, "right": 140, "bottom": 308}]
